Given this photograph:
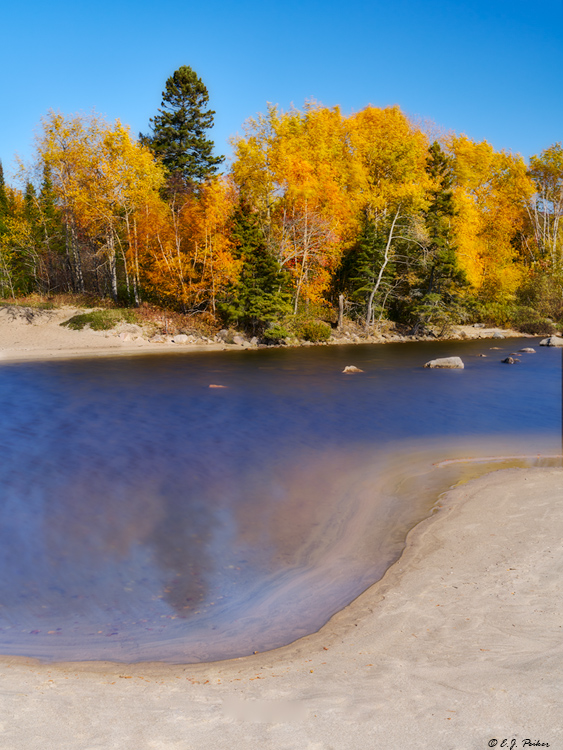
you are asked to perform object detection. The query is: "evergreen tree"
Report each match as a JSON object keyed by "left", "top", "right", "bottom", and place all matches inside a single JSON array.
[
  {"left": 399, "top": 142, "right": 467, "bottom": 332},
  {"left": 0, "top": 160, "right": 9, "bottom": 235},
  {"left": 340, "top": 211, "right": 397, "bottom": 325},
  {"left": 142, "top": 66, "right": 224, "bottom": 185},
  {"left": 422, "top": 142, "right": 462, "bottom": 295},
  {"left": 220, "top": 202, "right": 291, "bottom": 333}
]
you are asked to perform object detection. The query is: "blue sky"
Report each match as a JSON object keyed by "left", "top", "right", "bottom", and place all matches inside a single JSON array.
[{"left": 1, "top": 0, "right": 561, "bottom": 180}]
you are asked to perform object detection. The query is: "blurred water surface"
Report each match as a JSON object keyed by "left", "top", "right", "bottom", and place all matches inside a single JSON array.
[{"left": 0, "top": 337, "right": 560, "bottom": 662}]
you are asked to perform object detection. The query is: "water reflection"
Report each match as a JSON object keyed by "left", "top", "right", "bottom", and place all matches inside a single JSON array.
[{"left": 0, "top": 338, "right": 560, "bottom": 662}]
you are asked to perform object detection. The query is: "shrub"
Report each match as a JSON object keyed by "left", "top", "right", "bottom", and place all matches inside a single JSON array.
[
  {"left": 296, "top": 320, "right": 331, "bottom": 342},
  {"left": 262, "top": 324, "right": 290, "bottom": 343}
]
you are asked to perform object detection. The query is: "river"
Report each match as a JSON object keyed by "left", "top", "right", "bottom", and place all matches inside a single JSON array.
[{"left": 0, "top": 337, "right": 560, "bottom": 662}]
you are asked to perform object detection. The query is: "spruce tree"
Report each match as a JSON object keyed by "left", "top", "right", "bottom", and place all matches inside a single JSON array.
[
  {"left": 220, "top": 202, "right": 291, "bottom": 333},
  {"left": 402, "top": 142, "right": 466, "bottom": 332},
  {"left": 423, "top": 141, "right": 460, "bottom": 294},
  {"left": 142, "top": 66, "right": 224, "bottom": 185}
]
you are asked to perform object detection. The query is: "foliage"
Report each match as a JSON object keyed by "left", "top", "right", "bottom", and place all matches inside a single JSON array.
[
  {"left": 1, "top": 98, "right": 561, "bottom": 341},
  {"left": 296, "top": 319, "right": 331, "bottom": 342},
  {"left": 219, "top": 201, "right": 292, "bottom": 332},
  {"left": 511, "top": 306, "right": 557, "bottom": 335},
  {"left": 142, "top": 66, "right": 224, "bottom": 186},
  {"left": 448, "top": 135, "right": 533, "bottom": 300},
  {"left": 262, "top": 323, "right": 290, "bottom": 343}
]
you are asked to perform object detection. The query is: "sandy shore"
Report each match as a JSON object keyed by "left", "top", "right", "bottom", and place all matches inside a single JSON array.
[
  {"left": 0, "top": 305, "right": 230, "bottom": 363},
  {"left": 0, "top": 303, "right": 533, "bottom": 363},
  {"left": 0, "top": 468, "right": 562, "bottom": 748}
]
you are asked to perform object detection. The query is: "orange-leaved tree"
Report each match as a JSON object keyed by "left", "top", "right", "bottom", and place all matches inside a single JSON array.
[{"left": 137, "top": 177, "right": 241, "bottom": 313}]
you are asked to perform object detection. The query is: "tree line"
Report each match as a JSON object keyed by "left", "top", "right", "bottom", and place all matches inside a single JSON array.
[{"left": 1, "top": 65, "right": 562, "bottom": 340}]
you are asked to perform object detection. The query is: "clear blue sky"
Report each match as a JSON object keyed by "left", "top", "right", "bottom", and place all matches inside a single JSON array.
[{"left": 1, "top": 0, "right": 561, "bottom": 180}]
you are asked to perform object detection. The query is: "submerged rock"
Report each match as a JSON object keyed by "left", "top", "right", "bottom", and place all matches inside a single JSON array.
[
  {"left": 424, "top": 357, "right": 464, "bottom": 369},
  {"left": 502, "top": 357, "right": 519, "bottom": 364},
  {"left": 519, "top": 347, "right": 536, "bottom": 353},
  {"left": 342, "top": 365, "right": 364, "bottom": 373}
]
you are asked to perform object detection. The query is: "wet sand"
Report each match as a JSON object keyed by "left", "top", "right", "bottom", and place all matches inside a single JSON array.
[{"left": 0, "top": 467, "right": 562, "bottom": 748}]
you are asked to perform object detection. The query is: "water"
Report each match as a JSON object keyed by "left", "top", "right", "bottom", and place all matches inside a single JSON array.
[{"left": 0, "top": 338, "right": 561, "bottom": 663}]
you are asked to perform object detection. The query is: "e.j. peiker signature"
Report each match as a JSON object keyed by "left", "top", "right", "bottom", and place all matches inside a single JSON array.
[{"left": 488, "top": 740, "right": 550, "bottom": 749}]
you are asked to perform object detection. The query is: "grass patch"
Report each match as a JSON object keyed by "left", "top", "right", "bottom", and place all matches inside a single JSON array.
[{"left": 62, "top": 309, "right": 137, "bottom": 331}]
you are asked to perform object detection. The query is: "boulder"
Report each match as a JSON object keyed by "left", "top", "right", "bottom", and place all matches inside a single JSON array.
[
  {"left": 502, "top": 357, "right": 519, "bottom": 364},
  {"left": 540, "top": 336, "right": 563, "bottom": 347},
  {"left": 233, "top": 335, "right": 248, "bottom": 346},
  {"left": 342, "top": 365, "right": 364, "bottom": 373},
  {"left": 149, "top": 334, "right": 166, "bottom": 343},
  {"left": 119, "top": 323, "right": 143, "bottom": 334},
  {"left": 172, "top": 334, "right": 189, "bottom": 344},
  {"left": 492, "top": 331, "right": 505, "bottom": 339},
  {"left": 519, "top": 347, "right": 536, "bottom": 353},
  {"left": 217, "top": 329, "right": 233, "bottom": 343},
  {"left": 424, "top": 357, "right": 464, "bottom": 369}
]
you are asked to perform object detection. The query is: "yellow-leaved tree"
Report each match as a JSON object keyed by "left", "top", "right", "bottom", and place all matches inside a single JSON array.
[
  {"left": 345, "top": 105, "right": 434, "bottom": 327},
  {"left": 231, "top": 102, "right": 359, "bottom": 313},
  {"left": 449, "top": 135, "right": 533, "bottom": 301},
  {"left": 33, "top": 111, "right": 165, "bottom": 300}
]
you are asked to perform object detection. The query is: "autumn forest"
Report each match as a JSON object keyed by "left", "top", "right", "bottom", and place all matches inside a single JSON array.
[{"left": 1, "top": 66, "right": 562, "bottom": 341}]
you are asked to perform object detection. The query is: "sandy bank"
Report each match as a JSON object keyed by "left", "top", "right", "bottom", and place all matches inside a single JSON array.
[
  {"left": 0, "top": 303, "right": 535, "bottom": 364},
  {"left": 0, "top": 467, "right": 562, "bottom": 748}
]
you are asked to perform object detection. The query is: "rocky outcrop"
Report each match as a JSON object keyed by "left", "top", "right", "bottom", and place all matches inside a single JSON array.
[{"left": 424, "top": 357, "right": 464, "bottom": 369}]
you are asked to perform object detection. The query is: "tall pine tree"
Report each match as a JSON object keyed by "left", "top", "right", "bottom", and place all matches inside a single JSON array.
[{"left": 142, "top": 66, "right": 224, "bottom": 186}]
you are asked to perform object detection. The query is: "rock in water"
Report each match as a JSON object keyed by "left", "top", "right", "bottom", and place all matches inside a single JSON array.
[
  {"left": 343, "top": 365, "right": 364, "bottom": 373},
  {"left": 502, "top": 357, "right": 519, "bottom": 364},
  {"left": 424, "top": 357, "right": 464, "bottom": 369},
  {"left": 518, "top": 347, "right": 536, "bottom": 353},
  {"left": 539, "top": 336, "right": 563, "bottom": 347}
]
